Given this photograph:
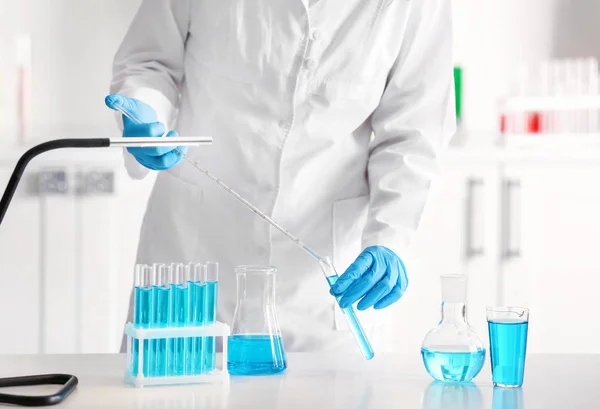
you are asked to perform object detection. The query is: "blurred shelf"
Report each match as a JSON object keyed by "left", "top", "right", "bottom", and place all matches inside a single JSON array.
[
  {"left": 501, "top": 96, "right": 600, "bottom": 111},
  {"left": 504, "top": 133, "right": 600, "bottom": 149},
  {"left": 443, "top": 133, "right": 600, "bottom": 164}
]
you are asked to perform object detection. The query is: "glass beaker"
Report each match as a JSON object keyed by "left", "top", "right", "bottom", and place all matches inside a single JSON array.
[
  {"left": 487, "top": 307, "right": 529, "bottom": 388},
  {"left": 227, "top": 265, "right": 287, "bottom": 375},
  {"left": 421, "top": 274, "right": 486, "bottom": 382}
]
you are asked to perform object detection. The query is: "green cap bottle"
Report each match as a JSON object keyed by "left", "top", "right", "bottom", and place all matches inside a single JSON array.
[{"left": 454, "top": 66, "right": 462, "bottom": 123}]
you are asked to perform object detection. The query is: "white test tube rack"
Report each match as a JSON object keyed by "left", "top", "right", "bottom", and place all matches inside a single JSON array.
[
  {"left": 124, "top": 321, "right": 230, "bottom": 388},
  {"left": 497, "top": 58, "right": 600, "bottom": 148}
]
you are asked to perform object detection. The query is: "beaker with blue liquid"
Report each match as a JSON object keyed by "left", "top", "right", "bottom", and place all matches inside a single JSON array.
[
  {"left": 487, "top": 306, "right": 529, "bottom": 388},
  {"left": 227, "top": 265, "right": 287, "bottom": 376},
  {"left": 421, "top": 274, "right": 486, "bottom": 383}
]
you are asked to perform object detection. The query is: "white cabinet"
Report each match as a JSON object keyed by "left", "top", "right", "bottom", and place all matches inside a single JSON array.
[
  {"left": 0, "top": 169, "right": 42, "bottom": 354},
  {"left": 392, "top": 149, "right": 600, "bottom": 355},
  {"left": 392, "top": 155, "right": 501, "bottom": 351},
  {"left": 41, "top": 167, "right": 78, "bottom": 354},
  {"left": 501, "top": 160, "right": 600, "bottom": 353}
]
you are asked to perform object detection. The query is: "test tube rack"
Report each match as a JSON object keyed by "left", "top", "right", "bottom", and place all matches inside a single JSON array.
[
  {"left": 124, "top": 322, "right": 230, "bottom": 388},
  {"left": 498, "top": 57, "right": 600, "bottom": 148}
]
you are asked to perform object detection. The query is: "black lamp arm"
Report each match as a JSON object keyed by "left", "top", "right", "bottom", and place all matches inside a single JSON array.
[{"left": 0, "top": 138, "right": 110, "bottom": 226}]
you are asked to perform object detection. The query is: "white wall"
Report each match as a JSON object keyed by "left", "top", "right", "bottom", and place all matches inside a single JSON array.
[{"left": 0, "top": 0, "right": 142, "bottom": 141}]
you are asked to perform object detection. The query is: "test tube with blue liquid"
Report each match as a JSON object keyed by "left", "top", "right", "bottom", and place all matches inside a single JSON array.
[
  {"left": 168, "top": 262, "right": 188, "bottom": 376},
  {"left": 132, "top": 265, "right": 152, "bottom": 376},
  {"left": 204, "top": 262, "right": 219, "bottom": 372},
  {"left": 186, "top": 262, "right": 206, "bottom": 375},
  {"left": 151, "top": 263, "right": 169, "bottom": 377},
  {"left": 319, "top": 257, "right": 375, "bottom": 360}
]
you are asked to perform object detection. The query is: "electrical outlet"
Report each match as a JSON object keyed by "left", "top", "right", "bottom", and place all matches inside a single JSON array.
[
  {"left": 76, "top": 171, "right": 115, "bottom": 195},
  {"left": 37, "top": 170, "right": 68, "bottom": 194}
]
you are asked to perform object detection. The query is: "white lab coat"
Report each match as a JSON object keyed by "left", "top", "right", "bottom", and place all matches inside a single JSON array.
[{"left": 112, "top": 0, "right": 455, "bottom": 353}]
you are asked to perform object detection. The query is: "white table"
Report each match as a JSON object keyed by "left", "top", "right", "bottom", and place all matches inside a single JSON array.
[{"left": 0, "top": 353, "right": 597, "bottom": 408}]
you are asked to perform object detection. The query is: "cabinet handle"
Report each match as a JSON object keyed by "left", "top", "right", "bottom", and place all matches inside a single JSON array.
[
  {"left": 502, "top": 179, "right": 522, "bottom": 259},
  {"left": 465, "top": 178, "right": 485, "bottom": 259}
]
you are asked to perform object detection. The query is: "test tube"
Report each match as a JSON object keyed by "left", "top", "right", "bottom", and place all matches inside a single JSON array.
[
  {"left": 168, "top": 262, "right": 188, "bottom": 376},
  {"left": 319, "top": 257, "right": 375, "bottom": 360},
  {"left": 204, "top": 262, "right": 218, "bottom": 372},
  {"left": 575, "top": 58, "right": 586, "bottom": 134},
  {"left": 540, "top": 60, "right": 551, "bottom": 134},
  {"left": 550, "top": 60, "right": 562, "bottom": 133},
  {"left": 182, "top": 262, "right": 195, "bottom": 375},
  {"left": 189, "top": 263, "right": 206, "bottom": 375},
  {"left": 516, "top": 63, "right": 528, "bottom": 134},
  {"left": 589, "top": 58, "right": 599, "bottom": 133},
  {"left": 151, "top": 264, "right": 169, "bottom": 377},
  {"left": 558, "top": 60, "right": 569, "bottom": 134},
  {"left": 133, "top": 264, "right": 152, "bottom": 376},
  {"left": 131, "top": 264, "right": 143, "bottom": 375}
]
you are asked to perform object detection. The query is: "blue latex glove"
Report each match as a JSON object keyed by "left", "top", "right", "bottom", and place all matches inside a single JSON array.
[
  {"left": 104, "top": 94, "right": 187, "bottom": 170},
  {"left": 330, "top": 246, "right": 408, "bottom": 311}
]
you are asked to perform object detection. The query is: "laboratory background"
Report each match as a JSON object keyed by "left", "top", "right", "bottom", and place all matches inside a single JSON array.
[{"left": 0, "top": 0, "right": 599, "bottom": 359}]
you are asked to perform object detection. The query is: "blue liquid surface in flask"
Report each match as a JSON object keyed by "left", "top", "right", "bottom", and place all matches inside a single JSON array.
[
  {"left": 188, "top": 281, "right": 206, "bottom": 375},
  {"left": 203, "top": 281, "right": 218, "bottom": 372},
  {"left": 133, "top": 287, "right": 152, "bottom": 376},
  {"left": 421, "top": 348, "right": 486, "bottom": 382},
  {"left": 151, "top": 285, "right": 169, "bottom": 377},
  {"left": 488, "top": 320, "right": 528, "bottom": 386},
  {"left": 168, "top": 284, "right": 188, "bottom": 376},
  {"left": 326, "top": 274, "right": 375, "bottom": 360},
  {"left": 227, "top": 335, "right": 287, "bottom": 375}
]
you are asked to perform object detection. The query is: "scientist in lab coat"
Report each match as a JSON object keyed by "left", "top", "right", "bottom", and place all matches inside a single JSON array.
[{"left": 107, "top": 0, "right": 455, "bottom": 353}]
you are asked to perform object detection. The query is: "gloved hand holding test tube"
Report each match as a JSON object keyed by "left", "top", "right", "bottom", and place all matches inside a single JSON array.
[{"left": 105, "top": 94, "right": 375, "bottom": 360}]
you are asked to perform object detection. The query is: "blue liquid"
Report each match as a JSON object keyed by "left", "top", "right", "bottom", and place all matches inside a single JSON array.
[
  {"left": 326, "top": 274, "right": 375, "bottom": 360},
  {"left": 151, "top": 285, "right": 169, "bottom": 377},
  {"left": 488, "top": 320, "right": 528, "bottom": 387},
  {"left": 168, "top": 284, "right": 188, "bottom": 376},
  {"left": 203, "top": 281, "right": 218, "bottom": 372},
  {"left": 421, "top": 348, "right": 486, "bottom": 382},
  {"left": 227, "top": 335, "right": 287, "bottom": 375},
  {"left": 132, "top": 287, "right": 151, "bottom": 376},
  {"left": 188, "top": 281, "right": 206, "bottom": 375}
]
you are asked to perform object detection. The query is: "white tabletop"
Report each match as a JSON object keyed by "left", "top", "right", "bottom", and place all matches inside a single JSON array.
[{"left": 0, "top": 353, "right": 597, "bottom": 408}]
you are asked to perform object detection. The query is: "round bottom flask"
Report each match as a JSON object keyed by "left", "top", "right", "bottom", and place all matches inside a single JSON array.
[{"left": 421, "top": 274, "right": 486, "bottom": 383}]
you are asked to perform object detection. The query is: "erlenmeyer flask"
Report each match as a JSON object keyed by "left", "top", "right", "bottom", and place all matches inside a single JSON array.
[
  {"left": 227, "top": 265, "right": 287, "bottom": 375},
  {"left": 421, "top": 274, "right": 486, "bottom": 382}
]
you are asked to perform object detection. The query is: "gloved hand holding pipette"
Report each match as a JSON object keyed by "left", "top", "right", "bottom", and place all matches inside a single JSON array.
[
  {"left": 331, "top": 246, "right": 408, "bottom": 311},
  {"left": 105, "top": 94, "right": 187, "bottom": 170}
]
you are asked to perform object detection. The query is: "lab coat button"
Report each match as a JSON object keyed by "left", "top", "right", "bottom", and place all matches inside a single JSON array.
[
  {"left": 311, "top": 29, "right": 322, "bottom": 41},
  {"left": 305, "top": 58, "right": 317, "bottom": 70}
]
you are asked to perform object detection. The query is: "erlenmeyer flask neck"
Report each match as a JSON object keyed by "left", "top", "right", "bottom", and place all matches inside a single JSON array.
[
  {"left": 235, "top": 266, "right": 276, "bottom": 305},
  {"left": 231, "top": 265, "right": 282, "bottom": 338},
  {"left": 441, "top": 302, "right": 467, "bottom": 324}
]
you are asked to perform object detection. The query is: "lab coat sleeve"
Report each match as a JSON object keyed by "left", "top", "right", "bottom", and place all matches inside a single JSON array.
[
  {"left": 363, "top": 0, "right": 456, "bottom": 257},
  {"left": 109, "top": 0, "right": 190, "bottom": 179}
]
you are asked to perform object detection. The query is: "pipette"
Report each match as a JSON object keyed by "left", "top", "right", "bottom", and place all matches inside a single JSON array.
[{"left": 113, "top": 105, "right": 375, "bottom": 360}]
